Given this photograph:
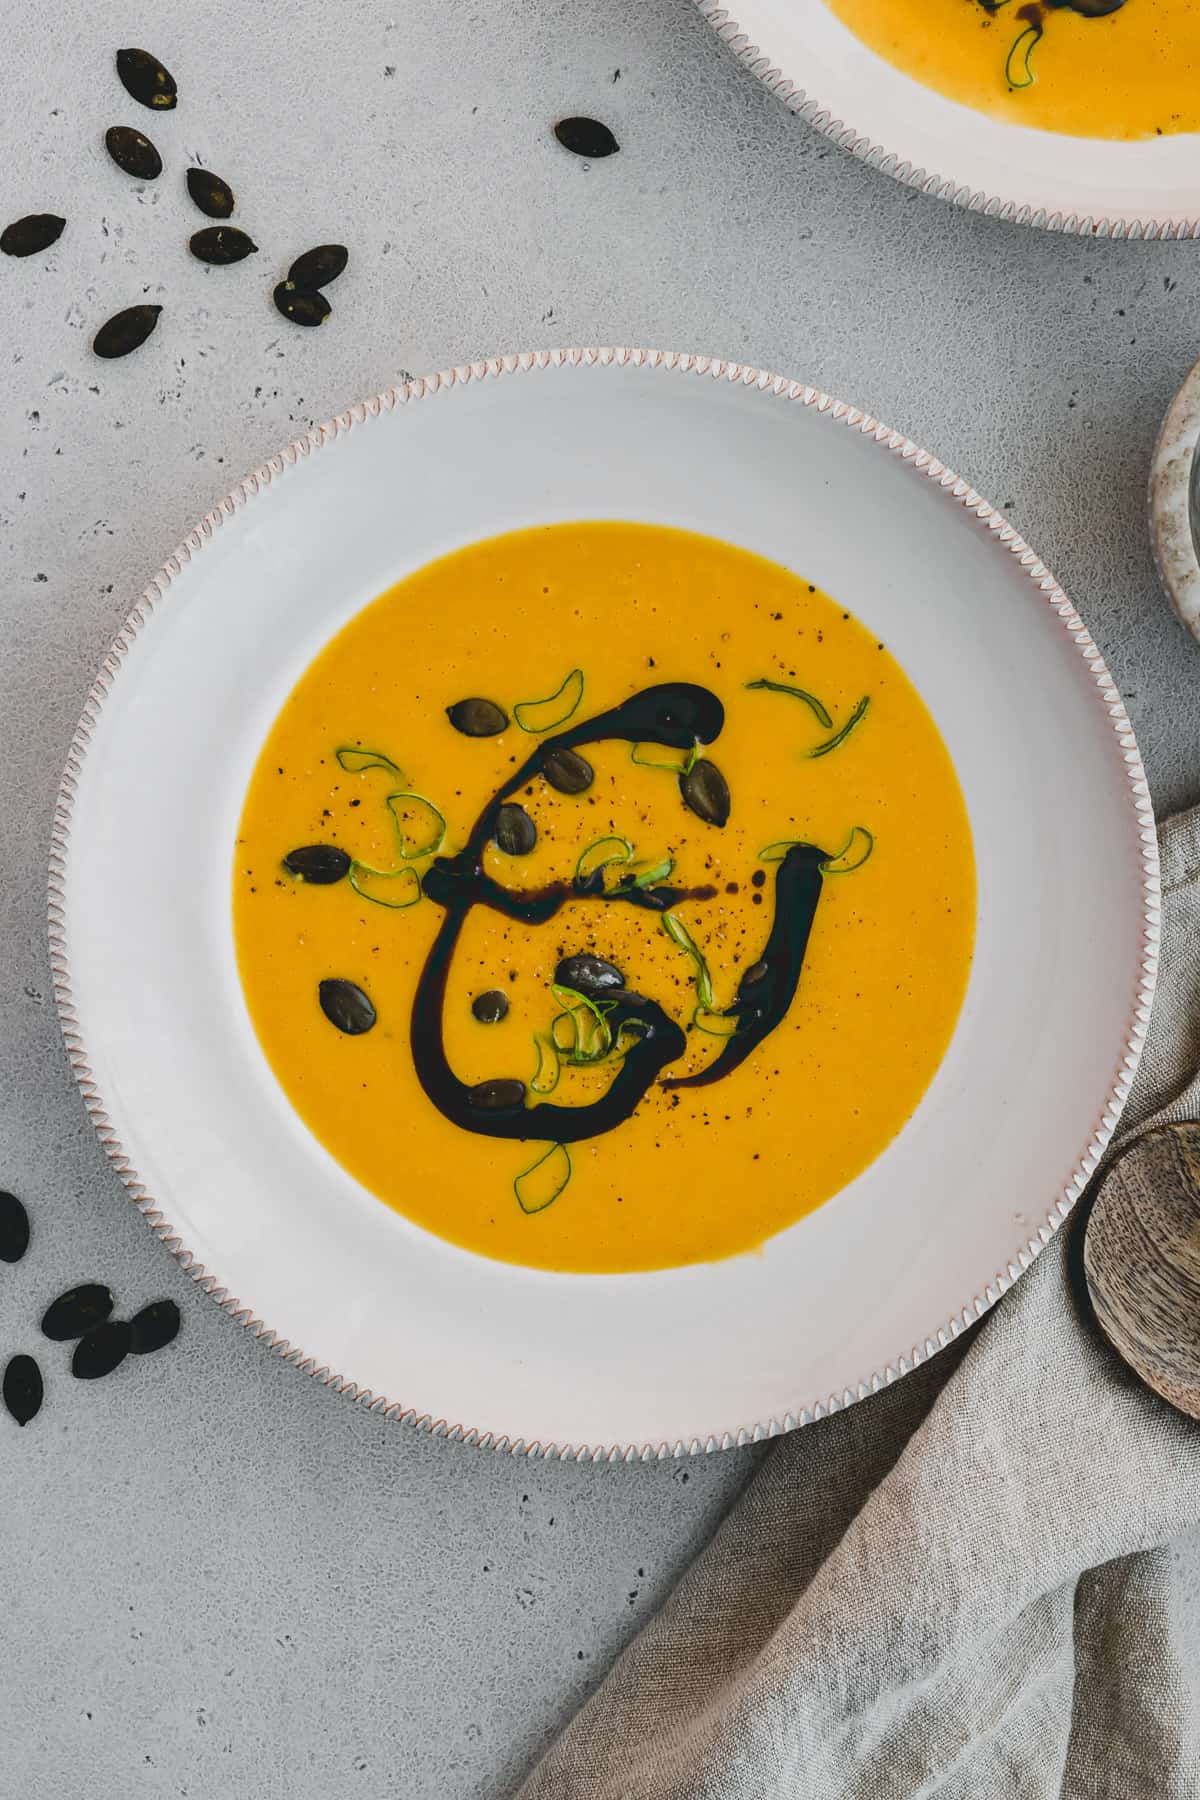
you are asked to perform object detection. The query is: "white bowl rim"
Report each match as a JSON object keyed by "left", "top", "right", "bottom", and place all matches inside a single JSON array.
[
  {"left": 693, "top": 0, "right": 1200, "bottom": 240},
  {"left": 47, "top": 346, "right": 1161, "bottom": 1461}
]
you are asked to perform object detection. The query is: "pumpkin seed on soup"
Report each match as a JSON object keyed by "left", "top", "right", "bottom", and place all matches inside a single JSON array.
[
  {"left": 283, "top": 844, "right": 350, "bottom": 884},
  {"left": 318, "top": 978, "right": 376, "bottom": 1036},
  {"left": 495, "top": 803, "right": 537, "bottom": 856},
  {"left": 105, "top": 125, "right": 162, "bottom": 180},
  {"left": 447, "top": 697, "right": 508, "bottom": 737},
  {"left": 542, "top": 746, "right": 593, "bottom": 793},
  {"left": 472, "top": 990, "right": 510, "bottom": 1024},
  {"left": 680, "top": 757, "right": 730, "bottom": 827}
]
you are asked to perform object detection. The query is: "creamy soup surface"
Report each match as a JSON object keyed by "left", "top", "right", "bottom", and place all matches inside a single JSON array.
[{"left": 234, "top": 523, "right": 975, "bottom": 1273}]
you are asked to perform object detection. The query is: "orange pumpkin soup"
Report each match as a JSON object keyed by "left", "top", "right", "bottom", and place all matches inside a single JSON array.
[{"left": 234, "top": 523, "right": 975, "bottom": 1273}]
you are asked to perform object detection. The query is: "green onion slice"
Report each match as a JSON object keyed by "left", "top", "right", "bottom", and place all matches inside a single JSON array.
[
  {"left": 335, "top": 746, "right": 403, "bottom": 776},
  {"left": 630, "top": 855, "right": 674, "bottom": 889},
  {"left": 1005, "top": 21, "right": 1040, "bottom": 89},
  {"left": 550, "top": 984, "right": 613, "bottom": 1063},
  {"left": 385, "top": 792, "right": 447, "bottom": 860},
  {"left": 820, "top": 826, "right": 875, "bottom": 875},
  {"left": 692, "top": 1005, "right": 739, "bottom": 1039},
  {"left": 348, "top": 863, "right": 422, "bottom": 909},
  {"left": 514, "top": 668, "right": 584, "bottom": 733},
  {"left": 530, "top": 1033, "right": 561, "bottom": 1096},
  {"left": 630, "top": 740, "right": 700, "bottom": 773},
  {"left": 515, "top": 1143, "right": 572, "bottom": 1215},
  {"left": 576, "top": 835, "right": 635, "bottom": 886},
  {"left": 808, "top": 696, "right": 870, "bottom": 760},
  {"left": 757, "top": 840, "right": 795, "bottom": 864},
  {"left": 744, "top": 678, "right": 833, "bottom": 730},
  {"left": 661, "top": 912, "right": 715, "bottom": 1010}
]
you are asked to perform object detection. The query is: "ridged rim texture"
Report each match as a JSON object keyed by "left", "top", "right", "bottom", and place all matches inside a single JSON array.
[
  {"left": 694, "top": 1, "right": 1200, "bottom": 240},
  {"left": 47, "top": 347, "right": 1161, "bottom": 1460}
]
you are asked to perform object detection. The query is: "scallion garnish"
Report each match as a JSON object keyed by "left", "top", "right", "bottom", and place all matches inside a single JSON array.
[
  {"left": 514, "top": 668, "right": 584, "bottom": 733},
  {"left": 348, "top": 863, "right": 423, "bottom": 909},
  {"left": 692, "top": 1005, "right": 739, "bottom": 1039},
  {"left": 550, "top": 984, "right": 613, "bottom": 1063},
  {"left": 514, "top": 1143, "right": 572, "bottom": 1214},
  {"left": 630, "top": 740, "right": 700, "bottom": 774},
  {"left": 1005, "top": 21, "right": 1040, "bottom": 88},
  {"left": 808, "top": 695, "right": 870, "bottom": 759},
  {"left": 744, "top": 678, "right": 833, "bottom": 730},
  {"left": 661, "top": 912, "right": 715, "bottom": 1010},
  {"left": 385, "top": 792, "right": 447, "bottom": 860},
  {"left": 631, "top": 855, "right": 674, "bottom": 889},
  {"left": 819, "top": 826, "right": 875, "bottom": 875},
  {"left": 575, "top": 835, "right": 635, "bottom": 886},
  {"left": 335, "top": 746, "right": 403, "bottom": 776}
]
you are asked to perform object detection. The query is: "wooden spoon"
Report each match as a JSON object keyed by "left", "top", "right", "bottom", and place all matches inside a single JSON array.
[{"left": 1082, "top": 1121, "right": 1200, "bottom": 1420}]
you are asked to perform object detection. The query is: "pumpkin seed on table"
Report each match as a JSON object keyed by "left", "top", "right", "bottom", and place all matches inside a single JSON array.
[
  {"left": 272, "top": 283, "right": 331, "bottom": 327},
  {"left": 129, "top": 1299, "right": 181, "bottom": 1354},
  {"left": 554, "top": 117, "right": 620, "bottom": 158},
  {"left": 495, "top": 803, "right": 537, "bottom": 856},
  {"left": 288, "top": 244, "right": 348, "bottom": 289},
  {"left": 92, "top": 304, "right": 162, "bottom": 359},
  {"left": 447, "top": 697, "right": 508, "bottom": 737},
  {"left": 105, "top": 125, "right": 162, "bottom": 180},
  {"left": 3, "top": 1354, "right": 43, "bottom": 1427},
  {"left": 0, "top": 1189, "right": 30, "bottom": 1263},
  {"left": 186, "top": 166, "right": 234, "bottom": 218},
  {"left": 283, "top": 844, "right": 350, "bottom": 884},
  {"left": 1, "top": 213, "right": 65, "bottom": 257},
  {"left": 190, "top": 225, "right": 257, "bottom": 265},
  {"left": 72, "top": 1319, "right": 133, "bottom": 1380},
  {"left": 41, "top": 1282, "right": 115, "bottom": 1341},
  {"left": 680, "top": 757, "right": 731, "bottom": 828},
  {"left": 542, "top": 746, "right": 593, "bottom": 794},
  {"left": 116, "top": 47, "right": 177, "bottom": 111},
  {"left": 318, "top": 977, "right": 377, "bottom": 1036}
]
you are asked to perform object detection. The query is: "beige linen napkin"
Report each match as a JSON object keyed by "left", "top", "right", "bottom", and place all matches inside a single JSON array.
[{"left": 520, "top": 807, "right": 1200, "bottom": 1799}]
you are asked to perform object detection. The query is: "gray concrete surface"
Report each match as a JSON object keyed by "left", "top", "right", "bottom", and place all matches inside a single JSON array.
[{"left": 2, "top": 1, "right": 1199, "bottom": 1795}]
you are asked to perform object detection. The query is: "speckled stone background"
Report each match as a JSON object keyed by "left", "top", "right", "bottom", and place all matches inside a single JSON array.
[{"left": 2, "top": 2, "right": 1199, "bottom": 1795}]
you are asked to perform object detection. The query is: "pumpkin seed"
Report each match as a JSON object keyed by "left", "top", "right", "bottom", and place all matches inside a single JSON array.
[
  {"left": 542, "top": 746, "right": 593, "bottom": 794},
  {"left": 129, "top": 1299, "right": 181, "bottom": 1354},
  {"left": 318, "top": 977, "right": 376, "bottom": 1035},
  {"left": 447, "top": 696, "right": 508, "bottom": 737},
  {"left": 288, "top": 244, "right": 348, "bottom": 289},
  {"left": 680, "top": 758, "right": 730, "bottom": 828},
  {"left": 105, "top": 125, "right": 162, "bottom": 180},
  {"left": 471, "top": 990, "right": 510, "bottom": 1024},
  {"left": 92, "top": 304, "right": 162, "bottom": 359},
  {"left": 116, "top": 47, "right": 177, "bottom": 111},
  {"left": 185, "top": 166, "right": 234, "bottom": 217},
  {"left": 3, "top": 1355, "right": 42, "bottom": 1427},
  {"left": 272, "top": 282, "right": 331, "bottom": 327},
  {"left": 0, "top": 1189, "right": 30, "bottom": 1263},
  {"left": 41, "top": 1283, "right": 115, "bottom": 1341},
  {"left": 554, "top": 117, "right": 620, "bottom": 158},
  {"left": 283, "top": 844, "right": 351, "bottom": 884},
  {"left": 495, "top": 803, "right": 537, "bottom": 856},
  {"left": 468, "top": 1078, "right": 526, "bottom": 1110},
  {"left": 72, "top": 1319, "right": 133, "bottom": 1380},
  {"left": 554, "top": 953, "right": 626, "bottom": 995},
  {"left": 190, "top": 225, "right": 257, "bottom": 264},
  {"left": 1, "top": 213, "right": 65, "bottom": 257}
]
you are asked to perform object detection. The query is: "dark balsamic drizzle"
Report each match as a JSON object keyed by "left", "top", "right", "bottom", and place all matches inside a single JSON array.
[
  {"left": 410, "top": 683, "right": 826, "bottom": 1142},
  {"left": 664, "top": 844, "right": 826, "bottom": 1090}
]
